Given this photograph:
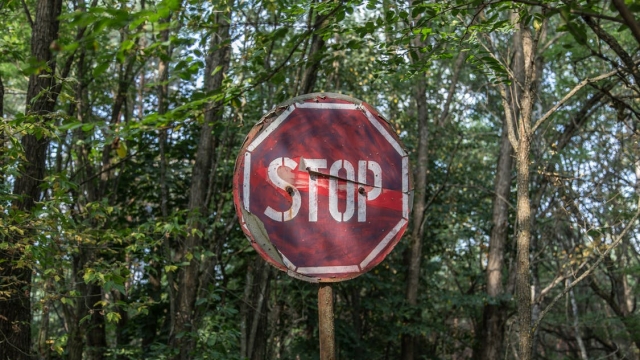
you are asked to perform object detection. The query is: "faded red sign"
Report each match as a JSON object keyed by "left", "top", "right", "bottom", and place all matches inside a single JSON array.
[{"left": 233, "top": 93, "right": 412, "bottom": 282}]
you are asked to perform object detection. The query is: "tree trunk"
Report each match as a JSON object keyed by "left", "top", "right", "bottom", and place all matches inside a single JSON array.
[
  {"left": 635, "top": 124, "right": 640, "bottom": 192},
  {"left": 297, "top": 1, "right": 327, "bottom": 95},
  {"left": 567, "top": 279, "right": 588, "bottom": 360},
  {"left": 634, "top": 123, "right": 640, "bottom": 290},
  {"left": 513, "top": 17, "right": 538, "bottom": 359},
  {"left": 247, "top": 260, "right": 271, "bottom": 360},
  {"left": 298, "top": 13, "right": 327, "bottom": 94},
  {"left": 36, "top": 279, "right": 51, "bottom": 360},
  {"left": 0, "top": 75, "right": 4, "bottom": 186},
  {"left": 1, "top": 0, "right": 62, "bottom": 359},
  {"left": 65, "top": 45, "right": 91, "bottom": 360},
  {"left": 99, "top": 50, "right": 136, "bottom": 198},
  {"left": 476, "top": 118, "right": 513, "bottom": 360},
  {"left": 171, "top": 3, "right": 232, "bottom": 358},
  {"left": 10, "top": 0, "right": 61, "bottom": 208},
  {"left": 401, "top": 73, "right": 428, "bottom": 360},
  {"left": 113, "top": 288, "right": 130, "bottom": 360},
  {"left": 86, "top": 283, "right": 106, "bottom": 360},
  {"left": 240, "top": 262, "right": 255, "bottom": 358},
  {"left": 475, "top": 11, "right": 528, "bottom": 359},
  {"left": 66, "top": 253, "right": 88, "bottom": 360},
  {"left": 515, "top": 131, "right": 533, "bottom": 360},
  {"left": 0, "top": 75, "right": 3, "bottom": 118},
  {"left": 635, "top": 142, "right": 640, "bottom": 195},
  {"left": 157, "top": 11, "right": 177, "bottom": 346},
  {"left": 81, "top": 16, "right": 142, "bottom": 359},
  {"left": 240, "top": 259, "right": 272, "bottom": 360}
]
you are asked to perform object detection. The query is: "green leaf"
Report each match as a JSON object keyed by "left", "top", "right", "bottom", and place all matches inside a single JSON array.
[
  {"left": 347, "top": 39, "right": 361, "bottom": 50},
  {"left": 273, "top": 27, "right": 288, "bottom": 40},
  {"left": 83, "top": 269, "right": 95, "bottom": 283},
  {"left": 272, "top": 71, "right": 285, "bottom": 84},
  {"left": 121, "top": 39, "right": 135, "bottom": 51},
  {"left": 106, "top": 312, "right": 122, "bottom": 323},
  {"left": 104, "top": 280, "right": 114, "bottom": 292},
  {"left": 60, "top": 297, "right": 73, "bottom": 305},
  {"left": 112, "top": 282, "right": 126, "bottom": 294},
  {"left": 211, "top": 65, "right": 223, "bottom": 77},
  {"left": 64, "top": 42, "right": 79, "bottom": 52},
  {"left": 163, "top": 0, "right": 181, "bottom": 11},
  {"left": 93, "top": 62, "right": 110, "bottom": 78},
  {"left": 58, "top": 121, "right": 83, "bottom": 131}
]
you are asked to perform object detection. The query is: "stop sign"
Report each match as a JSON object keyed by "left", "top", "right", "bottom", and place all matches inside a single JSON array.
[{"left": 233, "top": 93, "right": 412, "bottom": 282}]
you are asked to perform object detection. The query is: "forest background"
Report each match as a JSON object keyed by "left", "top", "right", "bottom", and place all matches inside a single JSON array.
[{"left": 1, "top": 0, "right": 639, "bottom": 359}]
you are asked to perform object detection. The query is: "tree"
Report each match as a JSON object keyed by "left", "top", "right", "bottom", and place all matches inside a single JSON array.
[
  {"left": 1, "top": 0, "right": 639, "bottom": 359},
  {"left": 1, "top": 0, "right": 62, "bottom": 358},
  {"left": 171, "top": 1, "right": 234, "bottom": 358}
]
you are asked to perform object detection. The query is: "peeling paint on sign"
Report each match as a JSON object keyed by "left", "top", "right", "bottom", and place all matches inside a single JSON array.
[{"left": 233, "top": 93, "right": 413, "bottom": 282}]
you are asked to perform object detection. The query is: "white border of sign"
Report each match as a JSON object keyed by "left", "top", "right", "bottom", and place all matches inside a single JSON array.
[{"left": 241, "top": 102, "right": 410, "bottom": 275}]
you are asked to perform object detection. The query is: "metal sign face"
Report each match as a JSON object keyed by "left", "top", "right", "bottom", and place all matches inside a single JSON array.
[{"left": 233, "top": 93, "right": 412, "bottom": 282}]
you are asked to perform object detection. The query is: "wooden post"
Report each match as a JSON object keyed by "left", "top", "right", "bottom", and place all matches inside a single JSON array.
[{"left": 318, "top": 283, "right": 335, "bottom": 360}]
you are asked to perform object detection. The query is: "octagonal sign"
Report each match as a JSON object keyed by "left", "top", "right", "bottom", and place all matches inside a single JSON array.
[{"left": 233, "top": 93, "right": 413, "bottom": 282}]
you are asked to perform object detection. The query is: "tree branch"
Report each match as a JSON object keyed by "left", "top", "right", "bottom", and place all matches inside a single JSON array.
[
  {"left": 532, "top": 67, "right": 622, "bottom": 133},
  {"left": 582, "top": 14, "right": 640, "bottom": 86},
  {"left": 419, "top": 133, "right": 463, "bottom": 234},
  {"left": 611, "top": 0, "right": 640, "bottom": 47},
  {"left": 437, "top": 51, "right": 466, "bottom": 126},
  {"left": 535, "top": 271, "right": 571, "bottom": 303},
  {"left": 553, "top": 85, "right": 610, "bottom": 150},
  {"left": 506, "top": 0, "right": 625, "bottom": 24},
  {"left": 588, "top": 273, "right": 623, "bottom": 317},
  {"left": 20, "top": 0, "right": 33, "bottom": 28},
  {"left": 532, "top": 197, "right": 640, "bottom": 335},
  {"left": 498, "top": 83, "right": 519, "bottom": 150}
]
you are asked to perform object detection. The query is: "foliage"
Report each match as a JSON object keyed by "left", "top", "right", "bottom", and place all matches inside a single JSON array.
[{"left": 0, "top": 0, "right": 639, "bottom": 359}]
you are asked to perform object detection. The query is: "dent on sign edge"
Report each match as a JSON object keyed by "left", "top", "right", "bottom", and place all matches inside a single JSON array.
[
  {"left": 242, "top": 202, "right": 327, "bottom": 284},
  {"left": 240, "top": 206, "right": 285, "bottom": 268}
]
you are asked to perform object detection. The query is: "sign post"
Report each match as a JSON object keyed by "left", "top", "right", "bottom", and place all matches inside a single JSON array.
[
  {"left": 233, "top": 92, "right": 412, "bottom": 356},
  {"left": 318, "top": 284, "right": 335, "bottom": 360}
]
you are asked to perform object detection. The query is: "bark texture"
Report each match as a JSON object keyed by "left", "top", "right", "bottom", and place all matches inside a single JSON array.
[
  {"left": 475, "top": 12, "right": 524, "bottom": 360},
  {"left": 567, "top": 279, "right": 588, "bottom": 360},
  {"left": 475, "top": 119, "right": 513, "bottom": 360},
  {"left": 1, "top": 0, "right": 62, "bottom": 359},
  {"left": 318, "top": 284, "right": 335, "bottom": 360},
  {"left": 401, "top": 74, "right": 428, "bottom": 360},
  {"left": 512, "top": 18, "right": 538, "bottom": 360},
  {"left": 515, "top": 133, "right": 533, "bottom": 360}
]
